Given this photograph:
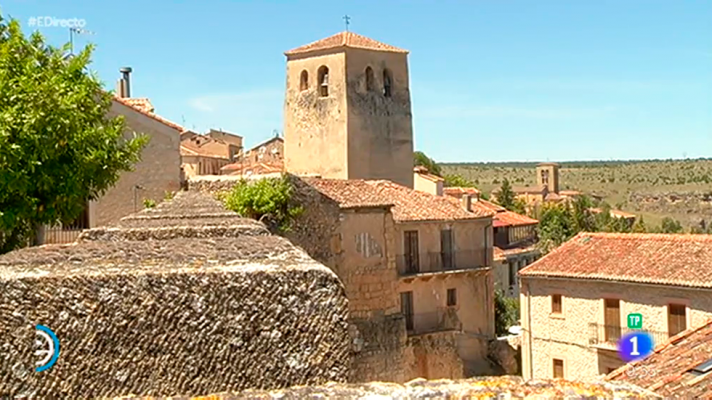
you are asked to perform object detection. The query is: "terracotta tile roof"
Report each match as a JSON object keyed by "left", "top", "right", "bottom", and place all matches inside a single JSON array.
[
  {"left": 478, "top": 200, "right": 506, "bottom": 213},
  {"left": 606, "top": 319, "right": 712, "bottom": 398},
  {"left": 519, "top": 232, "right": 712, "bottom": 288},
  {"left": 494, "top": 247, "right": 506, "bottom": 261},
  {"left": 119, "top": 97, "right": 154, "bottom": 113},
  {"left": 306, "top": 178, "right": 495, "bottom": 221},
  {"left": 443, "top": 187, "right": 481, "bottom": 196},
  {"left": 179, "top": 145, "right": 228, "bottom": 160},
  {"left": 222, "top": 162, "right": 284, "bottom": 175},
  {"left": 285, "top": 31, "right": 408, "bottom": 56},
  {"left": 493, "top": 211, "right": 539, "bottom": 228},
  {"left": 589, "top": 208, "right": 637, "bottom": 219},
  {"left": 413, "top": 166, "right": 444, "bottom": 183},
  {"left": 114, "top": 96, "right": 185, "bottom": 133}
]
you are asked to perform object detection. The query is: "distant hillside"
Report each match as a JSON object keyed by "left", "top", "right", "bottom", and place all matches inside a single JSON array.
[{"left": 441, "top": 158, "right": 712, "bottom": 229}]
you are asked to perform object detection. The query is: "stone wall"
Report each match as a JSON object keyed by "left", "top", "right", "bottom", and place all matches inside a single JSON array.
[
  {"left": 405, "top": 332, "right": 465, "bottom": 380},
  {"left": 111, "top": 376, "right": 661, "bottom": 399},
  {"left": 0, "top": 192, "right": 351, "bottom": 398}
]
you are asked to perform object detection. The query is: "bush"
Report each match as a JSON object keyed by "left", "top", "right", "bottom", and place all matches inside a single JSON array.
[
  {"left": 143, "top": 199, "right": 156, "bottom": 209},
  {"left": 495, "top": 289, "right": 520, "bottom": 336},
  {"left": 222, "top": 174, "right": 303, "bottom": 232}
]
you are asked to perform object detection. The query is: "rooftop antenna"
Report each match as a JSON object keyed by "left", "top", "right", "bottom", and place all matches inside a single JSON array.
[
  {"left": 69, "top": 27, "right": 93, "bottom": 55},
  {"left": 343, "top": 15, "right": 351, "bottom": 32}
]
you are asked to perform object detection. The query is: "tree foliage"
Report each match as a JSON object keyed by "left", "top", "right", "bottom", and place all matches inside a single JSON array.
[
  {"left": 443, "top": 173, "right": 474, "bottom": 188},
  {"left": 495, "top": 289, "right": 520, "bottom": 336},
  {"left": 413, "top": 151, "right": 442, "bottom": 176},
  {"left": 222, "top": 174, "right": 303, "bottom": 232},
  {"left": 0, "top": 16, "right": 148, "bottom": 253},
  {"left": 495, "top": 179, "right": 517, "bottom": 210}
]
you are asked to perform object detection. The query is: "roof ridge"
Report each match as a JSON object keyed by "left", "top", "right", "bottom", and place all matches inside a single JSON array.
[{"left": 583, "top": 232, "right": 712, "bottom": 241}]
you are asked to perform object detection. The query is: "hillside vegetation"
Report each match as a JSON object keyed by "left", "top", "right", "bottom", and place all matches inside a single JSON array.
[{"left": 441, "top": 158, "right": 712, "bottom": 229}]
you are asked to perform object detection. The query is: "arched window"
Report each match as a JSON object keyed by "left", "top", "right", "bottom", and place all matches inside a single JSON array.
[
  {"left": 365, "top": 66, "right": 375, "bottom": 91},
  {"left": 317, "top": 66, "right": 329, "bottom": 97},
  {"left": 299, "top": 70, "right": 309, "bottom": 91},
  {"left": 383, "top": 68, "right": 393, "bottom": 97}
]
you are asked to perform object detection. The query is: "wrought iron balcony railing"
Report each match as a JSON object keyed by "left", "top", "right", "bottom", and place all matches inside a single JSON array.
[
  {"left": 404, "top": 307, "right": 462, "bottom": 336},
  {"left": 587, "top": 323, "right": 670, "bottom": 348},
  {"left": 396, "top": 250, "right": 487, "bottom": 276}
]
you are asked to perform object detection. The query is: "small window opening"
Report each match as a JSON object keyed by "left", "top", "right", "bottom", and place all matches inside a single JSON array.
[
  {"left": 552, "top": 294, "right": 562, "bottom": 314},
  {"left": 365, "top": 66, "right": 375, "bottom": 91},
  {"left": 299, "top": 70, "right": 309, "bottom": 91},
  {"left": 317, "top": 66, "right": 329, "bottom": 97},
  {"left": 446, "top": 288, "right": 457, "bottom": 307},
  {"left": 383, "top": 68, "right": 392, "bottom": 97}
]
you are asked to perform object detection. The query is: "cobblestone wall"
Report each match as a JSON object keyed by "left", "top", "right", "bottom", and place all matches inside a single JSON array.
[{"left": 0, "top": 192, "right": 351, "bottom": 398}]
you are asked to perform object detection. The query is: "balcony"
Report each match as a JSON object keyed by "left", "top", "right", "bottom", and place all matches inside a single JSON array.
[
  {"left": 396, "top": 250, "right": 487, "bottom": 276},
  {"left": 405, "top": 307, "right": 462, "bottom": 336},
  {"left": 588, "top": 323, "right": 670, "bottom": 350}
]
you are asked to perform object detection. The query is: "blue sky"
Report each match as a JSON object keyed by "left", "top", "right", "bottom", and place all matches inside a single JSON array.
[{"left": 4, "top": 0, "right": 712, "bottom": 162}]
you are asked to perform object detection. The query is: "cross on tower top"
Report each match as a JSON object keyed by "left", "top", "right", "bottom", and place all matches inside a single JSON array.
[{"left": 343, "top": 15, "right": 351, "bottom": 31}]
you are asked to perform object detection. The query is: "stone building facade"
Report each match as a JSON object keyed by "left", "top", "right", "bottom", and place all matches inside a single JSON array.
[
  {"left": 519, "top": 232, "right": 712, "bottom": 381},
  {"left": 283, "top": 32, "right": 414, "bottom": 188},
  {"left": 295, "top": 177, "right": 497, "bottom": 381}
]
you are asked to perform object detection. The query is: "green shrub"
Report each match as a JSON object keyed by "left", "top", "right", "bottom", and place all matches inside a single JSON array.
[
  {"left": 222, "top": 174, "right": 303, "bottom": 232},
  {"left": 143, "top": 199, "right": 156, "bottom": 209},
  {"left": 495, "top": 289, "right": 520, "bottom": 336}
]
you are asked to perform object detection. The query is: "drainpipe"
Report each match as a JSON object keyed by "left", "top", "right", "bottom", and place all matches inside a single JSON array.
[{"left": 525, "top": 280, "right": 534, "bottom": 379}]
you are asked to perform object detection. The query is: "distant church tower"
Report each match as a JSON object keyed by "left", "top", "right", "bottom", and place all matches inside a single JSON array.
[{"left": 283, "top": 31, "right": 414, "bottom": 188}]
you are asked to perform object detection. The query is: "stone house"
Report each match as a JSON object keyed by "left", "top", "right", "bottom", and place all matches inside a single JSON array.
[
  {"left": 607, "top": 318, "right": 712, "bottom": 398},
  {"left": 38, "top": 68, "right": 182, "bottom": 244},
  {"left": 518, "top": 232, "right": 712, "bottom": 381},
  {"left": 283, "top": 31, "right": 414, "bottom": 188},
  {"left": 414, "top": 166, "right": 444, "bottom": 196},
  {"left": 180, "top": 135, "right": 236, "bottom": 178},
  {"left": 292, "top": 177, "right": 497, "bottom": 381},
  {"left": 221, "top": 136, "right": 284, "bottom": 176}
]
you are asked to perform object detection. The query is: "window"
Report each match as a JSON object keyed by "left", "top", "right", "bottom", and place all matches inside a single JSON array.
[
  {"left": 317, "top": 66, "right": 329, "bottom": 97},
  {"left": 668, "top": 303, "right": 687, "bottom": 337},
  {"left": 440, "top": 229, "right": 454, "bottom": 270},
  {"left": 541, "top": 169, "right": 549, "bottom": 186},
  {"left": 299, "top": 70, "right": 309, "bottom": 91},
  {"left": 551, "top": 294, "right": 562, "bottom": 314},
  {"left": 365, "top": 66, "right": 375, "bottom": 91},
  {"left": 403, "top": 230, "right": 419, "bottom": 273},
  {"left": 401, "top": 291, "right": 414, "bottom": 331},
  {"left": 383, "top": 68, "right": 393, "bottom": 97},
  {"left": 604, "top": 298, "right": 621, "bottom": 342},
  {"left": 553, "top": 359, "right": 564, "bottom": 378},
  {"left": 447, "top": 288, "right": 457, "bottom": 307}
]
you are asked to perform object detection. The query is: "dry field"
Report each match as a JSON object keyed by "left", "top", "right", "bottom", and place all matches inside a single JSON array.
[{"left": 441, "top": 159, "right": 712, "bottom": 229}]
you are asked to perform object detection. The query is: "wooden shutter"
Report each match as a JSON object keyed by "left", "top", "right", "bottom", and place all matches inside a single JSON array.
[
  {"left": 401, "top": 291, "right": 414, "bottom": 331},
  {"left": 553, "top": 359, "right": 564, "bottom": 378},
  {"left": 440, "top": 229, "right": 454, "bottom": 270},
  {"left": 604, "top": 299, "right": 621, "bottom": 342},
  {"left": 552, "top": 294, "right": 562, "bottom": 314},
  {"left": 668, "top": 304, "right": 687, "bottom": 337},
  {"left": 403, "top": 231, "right": 419, "bottom": 273}
]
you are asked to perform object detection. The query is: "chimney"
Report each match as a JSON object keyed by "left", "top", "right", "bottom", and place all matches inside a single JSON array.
[
  {"left": 116, "top": 67, "right": 132, "bottom": 98},
  {"left": 461, "top": 194, "right": 472, "bottom": 212}
]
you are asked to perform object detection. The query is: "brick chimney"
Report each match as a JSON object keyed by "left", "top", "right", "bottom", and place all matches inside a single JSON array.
[{"left": 115, "top": 67, "right": 132, "bottom": 98}]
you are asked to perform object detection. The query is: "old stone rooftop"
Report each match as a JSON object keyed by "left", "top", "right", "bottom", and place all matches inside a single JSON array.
[
  {"left": 519, "top": 232, "right": 712, "bottom": 288},
  {"left": 0, "top": 191, "right": 350, "bottom": 398},
  {"left": 284, "top": 31, "right": 408, "bottom": 56},
  {"left": 306, "top": 178, "right": 495, "bottom": 221},
  {"left": 112, "top": 376, "right": 660, "bottom": 399},
  {"left": 607, "top": 319, "right": 712, "bottom": 398}
]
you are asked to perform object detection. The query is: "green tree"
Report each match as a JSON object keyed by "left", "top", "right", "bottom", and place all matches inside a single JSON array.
[
  {"left": 413, "top": 151, "right": 442, "bottom": 176},
  {"left": 443, "top": 173, "right": 474, "bottom": 188},
  {"left": 496, "top": 179, "right": 516, "bottom": 210},
  {"left": 495, "top": 289, "right": 520, "bottom": 336},
  {"left": 660, "top": 217, "right": 683, "bottom": 234},
  {"left": 0, "top": 17, "right": 148, "bottom": 253},
  {"left": 222, "top": 174, "right": 303, "bottom": 232},
  {"left": 632, "top": 216, "right": 647, "bottom": 233},
  {"left": 536, "top": 203, "right": 576, "bottom": 253}
]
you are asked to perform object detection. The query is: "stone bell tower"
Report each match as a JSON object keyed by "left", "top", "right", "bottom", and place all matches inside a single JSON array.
[{"left": 283, "top": 31, "right": 414, "bottom": 188}]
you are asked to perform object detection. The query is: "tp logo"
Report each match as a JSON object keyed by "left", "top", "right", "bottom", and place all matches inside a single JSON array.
[{"left": 35, "top": 325, "right": 60, "bottom": 372}]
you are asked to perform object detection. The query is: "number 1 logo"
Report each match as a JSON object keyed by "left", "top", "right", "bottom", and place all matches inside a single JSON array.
[{"left": 618, "top": 331, "right": 654, "bottom": 362}]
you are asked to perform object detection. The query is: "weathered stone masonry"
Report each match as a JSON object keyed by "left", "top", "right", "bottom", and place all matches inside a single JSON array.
[{"left": 0, "top": 192, "right": 350, "bottom": 398}]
